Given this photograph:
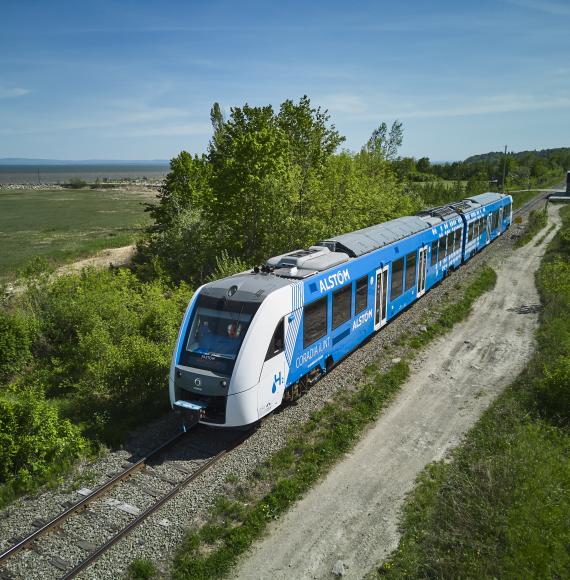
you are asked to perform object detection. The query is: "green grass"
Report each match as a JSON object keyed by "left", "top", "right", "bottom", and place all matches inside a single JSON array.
[
  {"left": 515, "top": 208, "right": 548, "bottom": 248},
  {"left": 375, "top": 206, "right": 570, "bottom": 580},
  {"left": 171, "top": 265, "right": 498, "bottom": 580},
  {"left": 0, "top": 188, "right": 153, "bottom": 280},
  {"left": 128, "top": 558, "right": 157, "bottom": 579}
]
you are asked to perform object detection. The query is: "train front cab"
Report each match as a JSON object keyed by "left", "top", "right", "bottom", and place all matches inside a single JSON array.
[{"left": 170, "top": 282, "right": 293, "bottom": 429}]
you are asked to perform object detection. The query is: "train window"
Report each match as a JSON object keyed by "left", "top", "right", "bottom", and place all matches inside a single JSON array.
[
  {"left": 447, "top": 232, "right": 454, "bottom": 254},
  {"left": 265, "top": 318, "right": 285, "bottom": 361},
  {"left": 303, "top": 296, "right": 328, "bottom": 348},
  {"left": 438, "top": 235, "right": 447, "bottom": 259},
  {"left": 179, "top": 295, "right": 260, "bottom": 376},
  {"left": 332, "top": 284, "right": 352, "bottom": 329},
  {"left": 468, "top": 222, "right": 473, "bottom": 242},
  {"left": 454, "top": 229, "right": 461, "bottom": 250},
  {"left": 430, "top": 241, "right": 438, "bottom": 266},
  {"left": 391, "top": 258, "right": 404, "bottom": 299},
  {"left": 355, "top": 275, "right": 368, "bottom": 314},
  {"left": 405, "top": 251, "right": 416, "bottom": 291}
]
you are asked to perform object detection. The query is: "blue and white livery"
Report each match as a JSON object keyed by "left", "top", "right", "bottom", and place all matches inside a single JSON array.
[{"left": 170, "top": 192, "right": 512, "bottom": 427}]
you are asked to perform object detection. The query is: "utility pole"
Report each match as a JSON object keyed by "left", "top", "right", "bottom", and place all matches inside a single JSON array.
[{"left": 501, "top": 145, "right": 507, "bottom": 194}]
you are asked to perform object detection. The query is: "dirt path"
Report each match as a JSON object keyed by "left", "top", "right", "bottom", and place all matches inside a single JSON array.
[
  {"left": 56, "top": 244, "right": 136, "bottom": 275},
  {"left": 234, "top": 205, "right": 562, "bottom": 580}
]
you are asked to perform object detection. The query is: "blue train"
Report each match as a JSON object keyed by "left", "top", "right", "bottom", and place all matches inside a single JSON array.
[{"left": 170, "top": 192, "right": 512, "bottom": 427}]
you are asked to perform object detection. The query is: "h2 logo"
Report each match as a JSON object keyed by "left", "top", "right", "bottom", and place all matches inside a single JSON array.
[{"left": 272, "top": 371, "right": 283, "bottom": 394}]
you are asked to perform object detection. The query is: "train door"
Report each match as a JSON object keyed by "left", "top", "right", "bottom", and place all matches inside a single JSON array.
[
  {"left": 417, "top": 246, "right": 428, "bottom": 297},
  {"left": 258, "top": 318, "right": 286, "bottom": 418},
  {"left": 486, "top": 214, "right": 491, "bottom": 244},
  {"left": 498, "top": 206, "right": 504, "bottom": 233},
  {"left": 374, "top": 266, "right": 389, "bottom": 331}
]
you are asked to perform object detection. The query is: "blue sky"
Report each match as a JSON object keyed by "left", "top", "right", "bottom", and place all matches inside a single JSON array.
[{"left": 1, "top": 0, "right": 568, "bottom": 161}]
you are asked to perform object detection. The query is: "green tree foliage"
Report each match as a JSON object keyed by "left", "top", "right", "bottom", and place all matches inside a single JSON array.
[
  {"left": 208, "top": 103, "right": 292, "bottom": 262},
  {"left": 12, "top": 268, "right": 192, "bottom": 442},
  {"left": 364, "top": 120, "right": 403, "bottom": 160},
  {"left": 140, "top": 99, "right": 413, "bottom": 283},
  {"left": 146, "top": 152, "right": 211, "bottom": 229},
  {"left": 0, "top": 310, "right": 38, "bottom": 381},
  {"left": 0, "top": 388, "right": 85, "bottom": 496},
  {"left": 416, "top": 156, "right": 430, "bottom": 173},
  {"left": 426, "top": 147, "right": 570, "bottom": 189}
]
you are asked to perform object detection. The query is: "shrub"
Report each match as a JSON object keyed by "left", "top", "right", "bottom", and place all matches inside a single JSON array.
[
  {"left": 11, "top": 267, "right": 192, "bottom": 443},
  {"left": 0, "top": 389, "right": 85, "bottom": 497},
  {"left": 68, "top": 177, "right": 88, "bottom": 189},
  {"left": 0, "top": 310, "right": 38, "bottom": 380},
  {"left": 207, "top": 250, "right": 250, "bottom": 281}
]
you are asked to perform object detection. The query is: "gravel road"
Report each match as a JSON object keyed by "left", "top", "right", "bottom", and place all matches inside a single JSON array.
[{"left": 232, "top": 203, "right": 562, "bottom": 580}]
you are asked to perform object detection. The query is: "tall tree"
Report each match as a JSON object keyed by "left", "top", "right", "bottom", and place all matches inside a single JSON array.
[
  {"left": 145, "top": 151, "right": 211, "bottom": 229},
  {"left": 207, "top": 104, "right": 291, "bottom": 262},
  {"left": 365, "top": 120, "right": 403, "bottom": 160}
]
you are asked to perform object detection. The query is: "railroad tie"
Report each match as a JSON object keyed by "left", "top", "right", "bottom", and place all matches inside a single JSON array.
[
  {"left": 49, "top": 555, "right": 71, "bottom": 571},
  {"left": 76, "top": 539, "right": 97, "bottom": 552}
]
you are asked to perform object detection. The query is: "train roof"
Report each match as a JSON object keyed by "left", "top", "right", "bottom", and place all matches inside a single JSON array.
[
  {"left": 415, "top": 205, "right": 460, "bottom": 226},
  {"left": 200, "top": 271, "right": 293, "bottom": 304},
  {"left": 318, "top": 216, "right": 429, "bottom": 258},
  {"left": 466, "top": 191, "right": 506, "bottom": 205},
  {"left": 449, "top": 192, "right": 506, "bottom": 214}
]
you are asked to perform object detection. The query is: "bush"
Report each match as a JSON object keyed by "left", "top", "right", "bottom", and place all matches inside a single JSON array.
[
  {"left": 207, "top": 250, "right": 250, "bottom": 281},
  {"left": 0, "top": 310, "right": 38, "bottom": 380},
  {"left": 0, "top": 389, "right": 85, "bottom": 498},
  {"left": 11, "top": 268, "right": 192, "bottom": 443},
  {"left": 67, "top": 177, "right": 88, "bottom": 189}
]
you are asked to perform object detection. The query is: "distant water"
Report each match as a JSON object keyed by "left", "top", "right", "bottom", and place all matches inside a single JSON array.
[{"left": 0, "top": 163, "right": 169, "bottom": 184}]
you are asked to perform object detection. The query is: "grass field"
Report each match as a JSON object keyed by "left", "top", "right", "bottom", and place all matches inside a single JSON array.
[{"left": 0, "top": 188, "right": 153, "bottom": 280}]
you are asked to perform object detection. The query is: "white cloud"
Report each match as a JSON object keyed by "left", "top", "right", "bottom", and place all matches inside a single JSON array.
[
  {"left": 120, "top": 123, "right": 212, "bottom": 137},
  {"left": 0, "top": 87, "right": 30, "bottom": 99},
  {"left": 320, "top": 94, "right": 369, "bottom": 115},
  {"left": 503, "top": 0, "right": 570, "bottom": 16},
  {"left": 386, "top": 94, "right": 570, "bottom": 119}
]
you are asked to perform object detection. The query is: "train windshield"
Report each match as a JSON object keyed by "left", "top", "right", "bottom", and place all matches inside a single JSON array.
[{"left": 179, "top": 294, "right": 259, "bottom": 376}]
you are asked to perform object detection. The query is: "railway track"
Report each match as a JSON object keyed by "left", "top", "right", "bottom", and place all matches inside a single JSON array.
[
  {"left": 0, "top": 424, "right": 250, "bottom": 579},
  {"left": 512, "top": 189, "right": 549, "bottom": 217}
]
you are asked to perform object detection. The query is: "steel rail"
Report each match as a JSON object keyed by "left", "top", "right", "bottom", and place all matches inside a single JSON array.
[
  {"left": 512, "top": 190, "right": 549, "bottom": 217},
  {"left": 61, "top": 429, "right": 250, "bottom": 579},
  {"left": 0, "top": 430, "right": 188, "bottom": 565}
]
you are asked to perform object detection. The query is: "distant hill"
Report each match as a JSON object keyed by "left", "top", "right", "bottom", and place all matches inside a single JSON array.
[
  {"left": 0, "top": 158, "right": 170, "bottom": 166},
  {"left": 464, "top": 147, "right": 570, "bottom": 164}
]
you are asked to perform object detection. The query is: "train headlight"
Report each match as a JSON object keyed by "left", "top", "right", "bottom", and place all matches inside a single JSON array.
[{"left": 220, "top": 379, "right": 228, "bottom": 388}]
